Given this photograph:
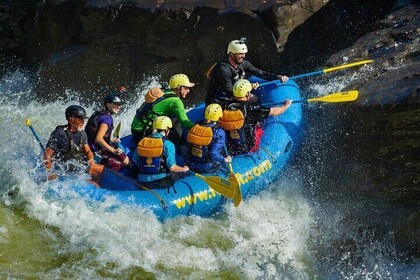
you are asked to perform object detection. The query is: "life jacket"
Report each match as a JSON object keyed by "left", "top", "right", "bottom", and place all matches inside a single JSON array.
[
  {"left": 133, "top": 88, "right": 177, "bottom": 136},
  {"left": 55, "top": 125, "right": 85, "bottom": 162},
  {"left": 86, "top": 110, "right": 113, "bottom": 152},
  {"left": 137, "top": 136, "right": 165, "bottom": 174},
  {"left": 186, "top": 122, "right": 216, "bottom": 163},
  {"left": 206, "top": 62, "right": 246, "bottom": 104},
  {"left": 219, "top": 104, "right": 247, "bottom": 148}
]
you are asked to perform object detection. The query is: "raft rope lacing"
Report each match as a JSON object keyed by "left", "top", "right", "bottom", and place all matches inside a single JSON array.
[{"left": 108, "top": 169, "right": 168, "bottom": 210}]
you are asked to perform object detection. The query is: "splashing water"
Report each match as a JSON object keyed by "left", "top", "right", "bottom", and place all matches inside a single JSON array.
[{"left": 0, "top": 70, "right": 418, "bottom": 279}]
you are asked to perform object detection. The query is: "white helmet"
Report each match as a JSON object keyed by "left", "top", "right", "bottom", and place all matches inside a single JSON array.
[{"left": 227, "top": 38, "right": 248, "bottom": 54}]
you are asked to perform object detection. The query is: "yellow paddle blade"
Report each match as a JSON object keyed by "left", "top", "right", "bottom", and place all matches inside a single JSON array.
[
  {"left": 227, "top": 162, "right": 242, "bottom": 207},
  {"left": 323, "top": 60, "right": 373, "bottom": 73},
  {"left": 230, "top": 174, "right": 242, "bottom": 207},
  {"left": 307, "top": 90, "right": 359, "bottom": 103},
  {"left": 194, "top": 173, "right": 236, "bottom": 199},
  {"left": 113, "top": 122, "right": 122, "bottom": 138},
  {"left": 25, "top": 119, "right": 31, "bottom": 126}
]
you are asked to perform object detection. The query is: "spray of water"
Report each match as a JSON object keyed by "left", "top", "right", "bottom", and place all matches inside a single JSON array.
[{"left": 1, "top": 68, "right": 417, "bottom": 279}]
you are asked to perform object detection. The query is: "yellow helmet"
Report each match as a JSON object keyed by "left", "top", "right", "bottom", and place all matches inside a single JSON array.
[
  {"left": 169, "top": 74, "right": 195, "bottom": 89},
  {"left": 227, "top": 39, "right": 248, "bottom": 54},
  {"left": 205, "top": 103, "right": 223, "bottom": 122},
  {"left": 233, "top": 79, "right": 252, "bottom": 98},
  {"left": 153, "top": 116, "right": 173, "bottom": 130}
]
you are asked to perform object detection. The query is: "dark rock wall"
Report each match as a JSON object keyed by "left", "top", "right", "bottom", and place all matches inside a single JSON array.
[
  {"left": 1, "top": 0, "right": 329, "bottom": 104},
  {"left": 279, "top": 0, "right": 399, "bottom": 73}
]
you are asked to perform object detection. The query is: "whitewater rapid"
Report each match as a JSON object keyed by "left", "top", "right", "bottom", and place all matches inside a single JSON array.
[{"left": 0, "top": 69, "right": 417, "bottom": 279}]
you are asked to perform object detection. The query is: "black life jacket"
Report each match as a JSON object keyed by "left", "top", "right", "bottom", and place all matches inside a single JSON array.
[
  {"left": 206, "top": 61, "right": 246, "bottom": 105},
  {"left": 86, "top": 110, "right": 113, "bottom": 152},
  {"left": 54, "top": 125, "right": 85, "bottom": 162},
  {"left": 133, "top": 91, "right": 177, "bottom": 137}
]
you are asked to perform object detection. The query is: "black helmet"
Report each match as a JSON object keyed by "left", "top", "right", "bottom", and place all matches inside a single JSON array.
[
  {"left": 104, "top": 92, "right": 122, "bottom": 105},
  {"left": 65, "top": 105, "right": 88, "bottom": 119}
]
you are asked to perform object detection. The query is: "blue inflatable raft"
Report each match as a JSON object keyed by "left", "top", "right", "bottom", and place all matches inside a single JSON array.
[{"left": 50, "top": 78, "right": 303, "bottom": 220}]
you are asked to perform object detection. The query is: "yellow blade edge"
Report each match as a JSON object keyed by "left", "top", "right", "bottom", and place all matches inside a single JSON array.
[
  {"left": 227, "top": 162, "right": 242, "bottom": 207},
  {"left": 195, "top": 173, "right": 235, "bottom": 198},
  {"left": 230, "top": 173, "right": 242, "bottom": 207},
  {"left": 113, "top": 122, "right": 122, "bottom": 138},
  {"left": 323, "top": 60, "right": 373, "bottom": 73},
  {"left": 308, "top": 91, "right": 359, "bottom": 103}
]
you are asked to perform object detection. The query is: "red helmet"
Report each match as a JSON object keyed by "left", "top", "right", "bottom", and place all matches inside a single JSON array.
[{"left": 117, "top": 86, "right": 127, "bottom": 95}]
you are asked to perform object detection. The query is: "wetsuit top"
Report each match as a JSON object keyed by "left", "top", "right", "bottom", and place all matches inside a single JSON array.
[
  {"left": 46, "top": 125, "right": 87, "bottom": 162},
  {"left": 205, "top": 59, "right": 278, "bottom": 106}
]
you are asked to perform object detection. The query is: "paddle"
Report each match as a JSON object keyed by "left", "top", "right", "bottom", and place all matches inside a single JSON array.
[
  {"left": 113, "top": 121, "right": 121, "bottom": 138},
  {"left": 189, "top": 170, "right": 241, "bottom": 206},
  {"left": 224, "top": 145, "right": 242, "bottom": 207},
  {"left": 25, "top": 119, "right": 45, "bottom": 152},
  {"left": 259, "top": 60, "right": 373, "bottom": 87},
  {"left": 261, "top": 90, "right": 359, "bottom": 107},
  {"left": 112, "top": 121, "right": 125, "bottom": 151}
]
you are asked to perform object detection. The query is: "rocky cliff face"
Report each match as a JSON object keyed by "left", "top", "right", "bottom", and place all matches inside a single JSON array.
[{"left": 1, "top": 0, "right": 328, "bottom": 103}]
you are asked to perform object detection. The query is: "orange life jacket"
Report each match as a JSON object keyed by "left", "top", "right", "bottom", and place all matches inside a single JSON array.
[
  {"left": 137, "top": 137, "right": 164, "bottom": 174},
  {"left": 187, "top": 123, "right": 214, "bottom": 162}
]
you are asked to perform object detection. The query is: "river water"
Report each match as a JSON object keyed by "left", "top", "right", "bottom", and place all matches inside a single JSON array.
[{"left": 0, "top": 70, "right": 418, "bottom": 279}]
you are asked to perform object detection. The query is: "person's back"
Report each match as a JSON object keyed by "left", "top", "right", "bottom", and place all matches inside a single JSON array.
[
  {"left": 221, "top": 79, "right": 292, "bottom": 155},
  {"left": 186, "top": 104, "right": 231, "bottom": 173},
  {"left": 133, "top": 116, "right": 189, "bottom": 188},
  {"left": 130, "top": 88, "right": 177, "bottom": 143}
]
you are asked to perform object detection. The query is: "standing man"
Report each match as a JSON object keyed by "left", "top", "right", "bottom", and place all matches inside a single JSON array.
[
  {"left": 205, "top": 37, "right": 289, "bottom": 107},
  {"left": 44, "top": 105, "right": 94, "bottom": 180},
  {"left": 131, "top": 74, "right": 195, "bottom": 143}
]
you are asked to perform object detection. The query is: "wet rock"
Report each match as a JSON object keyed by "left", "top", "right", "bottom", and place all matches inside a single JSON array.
[
  {"left": 325, "top": 4, "right": 419, "bottom": 106},
  {"left": 278, "top": 0, "right": 398, "bottom": 73}
]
